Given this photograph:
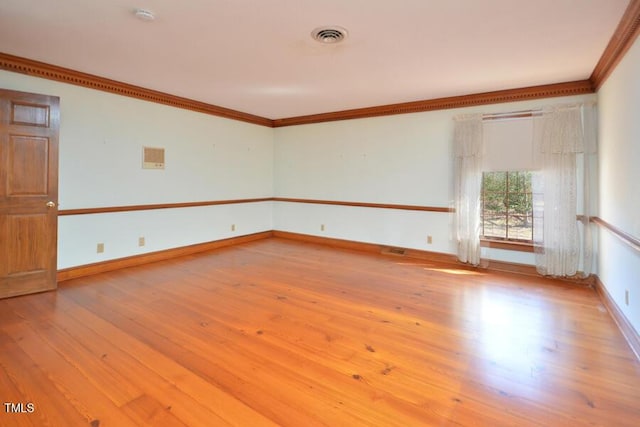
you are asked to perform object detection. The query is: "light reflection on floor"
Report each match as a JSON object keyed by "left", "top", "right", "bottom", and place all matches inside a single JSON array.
[
  {"left": 393, "top": 261, "right": 486, "bottom": 276},
  {"left": 424, "top": 267, "right": 484, "bottom": 275},
  {"left": 466, "top": 287, "right": 555, "bottom": 402}
]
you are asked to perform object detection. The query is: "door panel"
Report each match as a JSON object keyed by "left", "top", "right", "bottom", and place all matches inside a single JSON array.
[
  {"left": 11, "top": 102, "right": 50, "bottom": 127},
  {"left": 9, "top": 135, "right": 50, "bottom": 195},
  {"left": 0, "top": 89, "right": 59, "bottom": 298},
  {"left": 5, "top": 214, "right": 48, "bottom": 274}
]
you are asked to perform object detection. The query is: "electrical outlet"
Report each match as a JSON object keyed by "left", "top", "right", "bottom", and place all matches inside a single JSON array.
[
  {"left": 625, "top": 290, "right": 630, "bottom": 306},
  {"left": 97, "top": 243, "right": 104, "bottom": 253},
  {"left": 231, "top": 224, "right": 236, "bottom": 231},
  {"left": 320, "top": 224, "right": 325, "bottom": 231},
  {"left": 427, "top": 235, "right": 433, "bottom": 244},
  {"left": 138, "top": 237, "right": 145, "bottom": 247}
]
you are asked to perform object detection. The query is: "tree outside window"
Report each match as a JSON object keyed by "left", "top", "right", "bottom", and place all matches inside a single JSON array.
[{"left": 481, "top": 171, "right": 533, "bottom": 242}]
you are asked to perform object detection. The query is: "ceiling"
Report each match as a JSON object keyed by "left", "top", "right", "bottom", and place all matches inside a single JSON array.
[{"left": 0, "top": 0, "right": 630, "bottom": 120}]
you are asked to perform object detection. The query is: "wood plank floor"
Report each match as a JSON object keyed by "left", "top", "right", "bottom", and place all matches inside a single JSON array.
[{"left": 1, "top": 237, "right": 639, "bottom": 426}]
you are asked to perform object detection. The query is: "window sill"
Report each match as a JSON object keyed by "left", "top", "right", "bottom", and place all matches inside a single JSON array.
[{"left": 480, "top": 238, "right": 534, "bottom": 253}]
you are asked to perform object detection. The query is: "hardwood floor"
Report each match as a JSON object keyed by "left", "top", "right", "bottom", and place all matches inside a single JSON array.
[{"left": 1, "top": 237, "right": 639, "bottom": 426}]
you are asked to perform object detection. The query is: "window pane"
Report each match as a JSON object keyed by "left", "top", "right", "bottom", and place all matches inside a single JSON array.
[
  {"left": 483, "top": 171, "right": 506, "bottom": 192},
  {"left": 482, "top": 170, "right": 533, "bottom": 242},
  {"left": 483, "top": 211, "right": 507, "bottom": 239},
  {"left": 507, "top": 192, "right": 530, "bottom": 215},
  {"left": 507, "top": 204, "right": 532, "bottom": 240},
  {"left": 522, "top": 171, "right": 532, "bottom": 192},
  {"left": 483, "top": 191, "right": 504, "bottom": 212}
]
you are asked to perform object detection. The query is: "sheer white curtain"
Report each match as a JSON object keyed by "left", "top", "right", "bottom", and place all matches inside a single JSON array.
[
  {"left": 533, "top": 103, "right": 597, "bottom": 277},
  {"left": 454, "top": 114, "right": 483, "bottom": 265}
]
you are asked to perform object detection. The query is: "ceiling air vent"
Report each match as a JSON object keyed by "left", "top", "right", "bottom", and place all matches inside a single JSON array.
[{"left": 311, "top": 26, "right": 348, "bottom": 44}]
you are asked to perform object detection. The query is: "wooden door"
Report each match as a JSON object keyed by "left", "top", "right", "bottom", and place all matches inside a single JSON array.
[{"left": 0, "top": 88, "right": 59, "bottom": 298}]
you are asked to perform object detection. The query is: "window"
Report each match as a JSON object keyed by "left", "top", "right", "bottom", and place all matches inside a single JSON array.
[{"left": 481, "top": 171, "right": 533, "bottom": 242}]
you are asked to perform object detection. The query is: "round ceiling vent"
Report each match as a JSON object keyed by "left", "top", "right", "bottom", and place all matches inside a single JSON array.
[{"left": 311, "top": 26, "right": 348, "bottom": 44}]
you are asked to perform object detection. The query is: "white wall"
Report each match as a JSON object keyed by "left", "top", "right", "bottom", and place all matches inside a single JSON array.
[
  {"left": 1, "top": 68, "right": 600, "bottom": 272},
  {"left": 58, "top": 203, "right": 273, "bottom": 268},
  {"left": 597, "top": 35, "right": 640, "bottom": 334},
  {"left": 274, "top": 94, "right": 595, "bottom": 264},
  {"left": 1, "top": 71, "right": 274, "bottom": 269}
]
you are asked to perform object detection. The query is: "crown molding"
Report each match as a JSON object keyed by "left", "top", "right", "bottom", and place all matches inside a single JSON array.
[
  {"left": 590, "top": 0, "right": 640, "bottom": 90},
  {"left": 272, "top": 81, "right": 594, "bottom": 127},
  {"left": 0, "top": 52, "right": 273, "bottom": 127},
  {"left": 0, "top": 53, "right": 600, "bottom": 129}
]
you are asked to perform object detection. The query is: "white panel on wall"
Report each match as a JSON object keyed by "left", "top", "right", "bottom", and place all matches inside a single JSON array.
[
  {"left": 597, "top": 232, "right": 640, "bottom": 332},
  {"left": 597, "top": 34, "right": 640, "bottom": 335},
  {"left": 480, "top": 247, "right": 535, "bottom": 265},
  {"left": 598, "top": 43, "right": 640, "bottom": 236},
  {"left": 274, "top": 112, "right": 455, "bottom": 207},
  {"left": 58, "top": 202, "right": 273, "bottom": 269},
  {"left": 57, "top": 90, "right": 274, "bottom": 208},
  {"left": 274, "top": 202, "right": 456, "bottom": 255}
]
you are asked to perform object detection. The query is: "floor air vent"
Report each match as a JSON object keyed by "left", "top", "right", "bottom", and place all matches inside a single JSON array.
[{"left": 381, "top": 247, "right": 406, "bottom": 256}]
